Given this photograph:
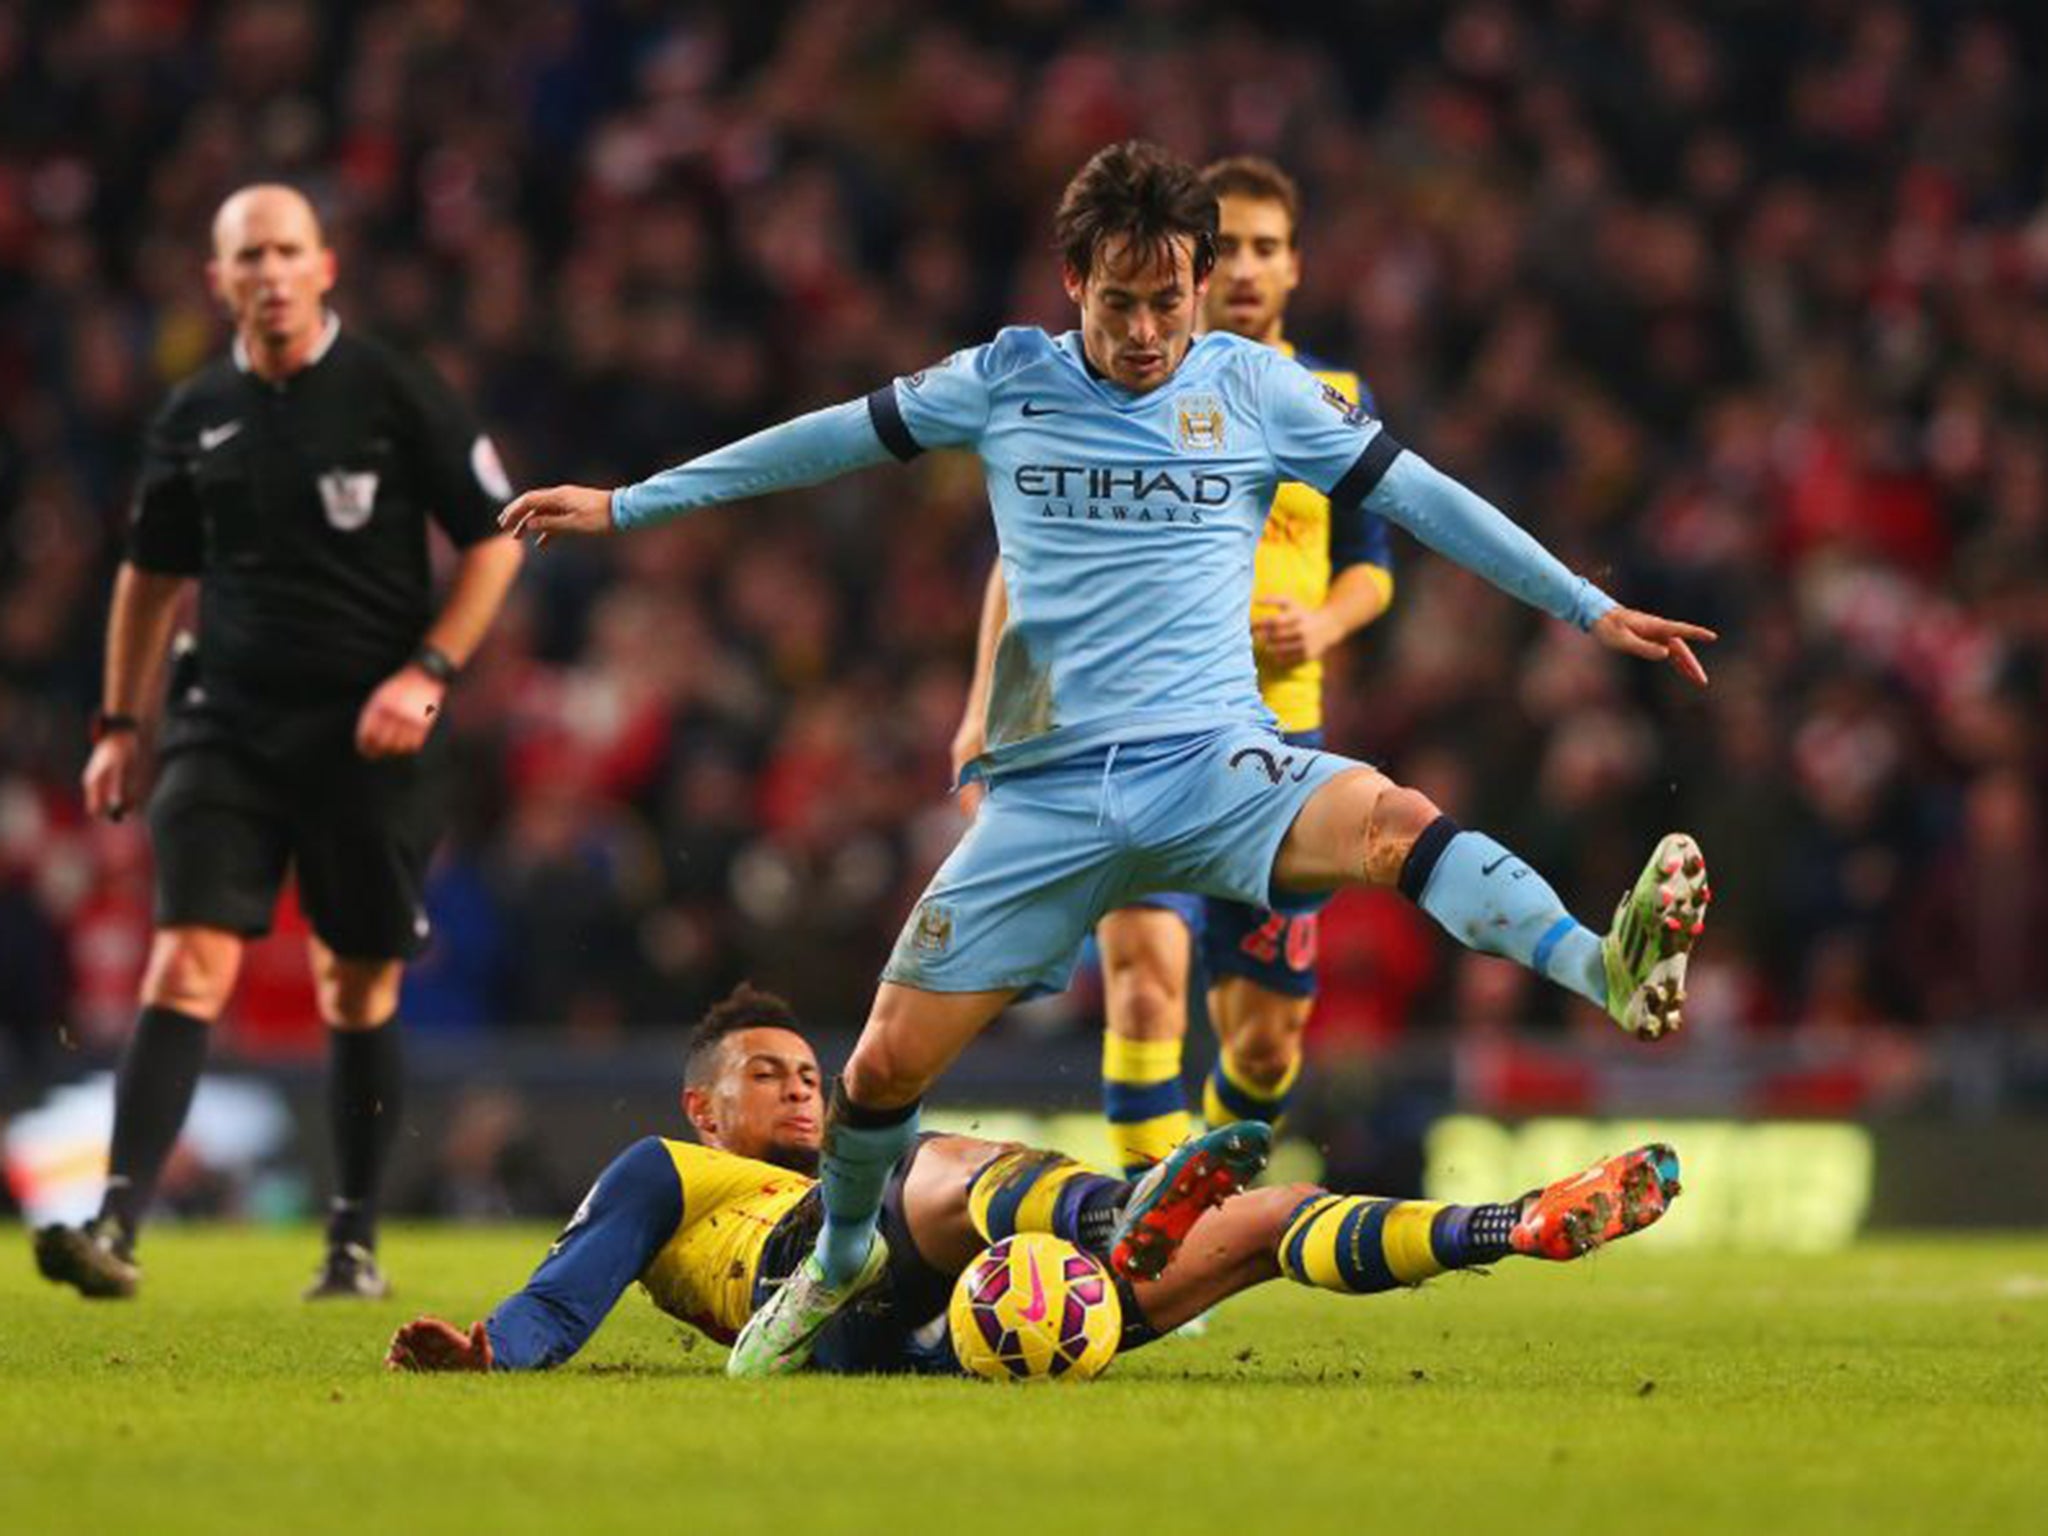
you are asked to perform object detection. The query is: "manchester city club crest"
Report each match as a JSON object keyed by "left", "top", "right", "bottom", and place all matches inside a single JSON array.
[
  {"left": 1174, "top": 392, "right": 1226, "bottom": 451},
  {"left": 910, "top": 901, "right": 955, "bottom": 953},
  {"left": 317, "top": 469, "right": 379, "bottom": 531}
]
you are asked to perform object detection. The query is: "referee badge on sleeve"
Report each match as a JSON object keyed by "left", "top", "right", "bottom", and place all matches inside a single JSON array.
[
  {"left": 470, "top": 435, "right": 513, "bottom": 501},
  {"left": 317, "top": 470, "right": 380, "bottom": 531}
]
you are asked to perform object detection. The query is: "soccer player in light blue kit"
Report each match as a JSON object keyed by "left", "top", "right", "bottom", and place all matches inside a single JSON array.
[{"left": 501, "top": 141, "right": 1716, "bottom": 1377}]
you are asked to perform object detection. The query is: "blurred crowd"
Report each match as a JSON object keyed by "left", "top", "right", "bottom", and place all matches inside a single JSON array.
[{"left": 3, "top": 0, "right": 2046, "bottom": 1082}]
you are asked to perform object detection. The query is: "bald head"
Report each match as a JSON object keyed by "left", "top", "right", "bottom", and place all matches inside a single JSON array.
[
  {"left": 208, "top": 183, "right": 336, "bottom": 379},
  {"left": 212, "top": 183, "right": 324, "bottom": 260}
]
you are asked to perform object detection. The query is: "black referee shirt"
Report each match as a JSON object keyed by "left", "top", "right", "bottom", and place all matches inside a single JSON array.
[{"left": 128, "top": 316, "right": 511, "bottom": 711}]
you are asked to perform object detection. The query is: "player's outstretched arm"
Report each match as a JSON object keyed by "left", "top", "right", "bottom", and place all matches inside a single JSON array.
[
  {"left": 1264, "top": 356, "right": 1715, "bottom": 681},
  {"left": 1362, "top": 451, "right": 1717, "bottom": 682},
  {"left": 387, "top": 1316, "right": 493, "bottom": 1372},
  {"left": 398, "top": 1137, "right": 684, "bottom": 1373},
  {"left": 1590, "top": 606, "right": 1716, "bottom": 687},
  {"left": 500, "top": 395, "right": 908, "bottom": 548},
  {"left": 496, "top": 484, "right": 615, "bottom": 548}
]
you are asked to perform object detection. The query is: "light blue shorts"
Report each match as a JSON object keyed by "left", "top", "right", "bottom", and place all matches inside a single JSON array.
[{"left": 882, "top": 726, "right": 1357, "bottom": 998}]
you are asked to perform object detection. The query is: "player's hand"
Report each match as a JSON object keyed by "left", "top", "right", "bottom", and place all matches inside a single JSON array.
[
  {"left": 82, "top": 734, "right": 144, "bottom": 822},
  {"left": 356, "top": 666, "right": 447, "bottom": 758},
  {"left": 949, "top": 716, "right": 987, "bottom": 820},
  {"left": 1590, "top": 607, "right": 1718, "bottom": 688},
  {"left": 1251, "top": 597, "right": 1338, "bottom": 668},
  {"left": 498, "top": 485, "right": 616, "bottom": 549},
  {"left": 386, "top": 1316, "right": 494, "bottom": 1372}
]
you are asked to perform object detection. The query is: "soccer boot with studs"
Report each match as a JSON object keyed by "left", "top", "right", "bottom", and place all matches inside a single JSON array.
[
  {"left": 727, "top": 1231, "right": 891, "bottom": 1378},
  {"left": 33, "top": 1216, "right": 141, "bottom": 1300},
  {"left": 1108, "top": 1121, "right": 1272, "bottom": 1282},
  {"left": 1510, "top": 1143, "right": 1682, "bottom": 1260},
  {"left": 1602, "top": 832, "right": 1710, "bottom": 1039}
]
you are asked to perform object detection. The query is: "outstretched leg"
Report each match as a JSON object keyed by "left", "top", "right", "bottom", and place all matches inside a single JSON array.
[
  {"left": 1127, "top": 1143, "right": 1683, "bottom": 1332},
  {"left": 1279, "top": 1142, "right": 1682, "bottom": 1293},
  {"left": 1274, "top": 767, "right": 1708, "bottom": 1038}
]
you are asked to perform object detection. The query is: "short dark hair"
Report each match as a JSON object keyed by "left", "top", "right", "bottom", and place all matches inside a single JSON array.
[
  {"left": 684, "top": 982, "right": 803, "bottom": 1088},
  {"left": 1200, "top": 155, "right": 1302, "bottom": 245},
  {"left": 1054, "top": 140, "right": 1218, "bottom": 287}
]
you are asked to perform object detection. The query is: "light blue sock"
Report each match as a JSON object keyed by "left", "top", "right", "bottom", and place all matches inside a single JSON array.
[
  {"left": 1413, "top": 832, "right": 1607, "bottom": 1007},
  {"left": 816, "top": 1092, "right": 920, "bottom": 1286}
]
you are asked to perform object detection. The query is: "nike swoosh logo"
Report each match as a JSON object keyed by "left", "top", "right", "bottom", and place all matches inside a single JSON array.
[
  {"left": 1021, "top": 401, "right": 1063, "bottom": 418},
  {"left": 1019, "top": 1252, "right": 1048, "bottom": 1324},
  {"left": 1481, "top": 855, "right": 1512, "bottom": 876},
  {"left": 199, "top": 421, "right": 244, "bottom": 451}
]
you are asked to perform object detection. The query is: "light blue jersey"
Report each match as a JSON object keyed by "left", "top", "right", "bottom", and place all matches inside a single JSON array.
[
  {"left": 873, "top": 330, "right": 1367, "bottom": 774},
  {"left": 612, "top": 326, "right": 1615, "bottom": 780}
]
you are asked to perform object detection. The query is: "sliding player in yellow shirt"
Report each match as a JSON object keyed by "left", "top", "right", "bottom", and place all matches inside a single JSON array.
[
  {"left": 386, "top": 984, "right": 1679, "bottom": 1374},
  {"left": 951, "top": 157, "right": 1393, "bottom": 1175}
]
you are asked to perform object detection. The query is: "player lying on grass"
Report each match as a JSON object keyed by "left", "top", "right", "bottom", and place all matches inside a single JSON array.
[{"left": 386, "top": 985, "right": 1680, "bottom": 1374}]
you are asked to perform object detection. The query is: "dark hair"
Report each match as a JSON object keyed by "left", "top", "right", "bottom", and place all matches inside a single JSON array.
[
  {"left": 1054, "top": 140, "right": 1218, "bottom": 286},
  {"left": 1200, "top": 155, "right": 1302, "bottom": 245},
  {"left": 684, "top": 982, "right": 803, "bottom": 1087}
]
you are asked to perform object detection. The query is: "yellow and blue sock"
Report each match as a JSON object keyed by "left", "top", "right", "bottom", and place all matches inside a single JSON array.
[
  {"left": 1101, "top": 1031, "right": 1190, "bottom": 1178},
  {"left": 965, "top": 1147, "right": 1130, "bottom": 1255},
  {"left": 817, "top": 1083, "right": 919, "bottom": 1285},
  {"left": 1277, "top": 1193, "right": 1520, "bottom": 1295},
  {"left": 1203, "top": 1049, "right": 1302, "bottom": 1132},
  {"left": 1400, "top": 815, "right": 1607, "bottom": 1008}
]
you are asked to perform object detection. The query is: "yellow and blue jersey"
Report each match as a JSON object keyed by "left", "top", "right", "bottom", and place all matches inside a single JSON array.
[
  {"left": 485, "top": 1137, "right": 811, "bottom": 1367},
  {"left": 1254, "top": 347, "right": 1392, "bottom": 733}
]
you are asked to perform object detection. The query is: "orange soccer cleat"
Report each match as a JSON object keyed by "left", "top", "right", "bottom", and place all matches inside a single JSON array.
[
  {"left": 1108, "top": 1121, "right": 1272, "bottom": 1281},
  {"left": 1510, "top": 1142, "right": 1682, "bottom": 1261}
]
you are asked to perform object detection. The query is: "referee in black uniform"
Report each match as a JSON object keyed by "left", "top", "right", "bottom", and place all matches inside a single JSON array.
[{"left": 34, "top": 184, "right": 524, "bottom": 1300}]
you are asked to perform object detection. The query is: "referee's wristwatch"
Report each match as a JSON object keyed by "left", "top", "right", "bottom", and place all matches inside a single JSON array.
[
  {"left": 89, "top": 708, "right": 140, "bottom": 744},
  {"left": 411, "top": 643, "right": 459, "bottom": 685}
]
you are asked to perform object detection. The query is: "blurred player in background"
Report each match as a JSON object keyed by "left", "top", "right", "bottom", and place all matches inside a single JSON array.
[
  {"left": 951, "top": 156, "right": 1394, "bottom": 1177},
  {"left": 386, "top": 984, "right": 1679, "bottom": 1374},
  {"left": 33, "top": 185, "right": 524, "bottom": 1303},
  {"left": 499, "top": 140, "right": 1714, "bottom": 1377}
]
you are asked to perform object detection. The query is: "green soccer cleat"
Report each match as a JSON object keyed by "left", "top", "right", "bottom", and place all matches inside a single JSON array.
[
  {"left": 33, "top": 1217, "right": 141, "bottom": 1300},
  {"left": 1108, "top": 1121, "right": 1272, "bottom": 1282},
  {"left": 726, "top": 1232, "right": 891, "bottom": 1378},
  {"left": 1602, "top": 832, "right": 1710, "bottom": 1039}
]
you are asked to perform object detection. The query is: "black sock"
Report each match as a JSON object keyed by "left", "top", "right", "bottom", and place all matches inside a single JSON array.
[
  {"left": 326, "top": 1022, "right": 403, "bottom": 1252},
  {"left": 1451, "top": 1201, "right": 1522, "bottom": 1264},
  {"left": 1074, "top": 1183, "right": 1131, "bottom": 1254},
  {"left": 1397, "top": 813, "right": 1463, "bottom": 902},
  {"left": 99, "top": 1005, "right": 213, "bottom": 1254}
]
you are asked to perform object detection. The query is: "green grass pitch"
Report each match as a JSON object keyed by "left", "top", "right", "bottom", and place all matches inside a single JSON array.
[{"left": 4, "top": 1225, "right": 2045, "bottom": 1536}]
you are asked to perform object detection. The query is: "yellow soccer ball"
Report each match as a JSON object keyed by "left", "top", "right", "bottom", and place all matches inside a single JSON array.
[{"left": 947, "top": 1233, "right": 1122, "bottom": 1382}]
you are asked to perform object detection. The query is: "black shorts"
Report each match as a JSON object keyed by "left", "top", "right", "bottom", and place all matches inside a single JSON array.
[{"left": 147, "top": 732, "right": 447, "bottom": 961}]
